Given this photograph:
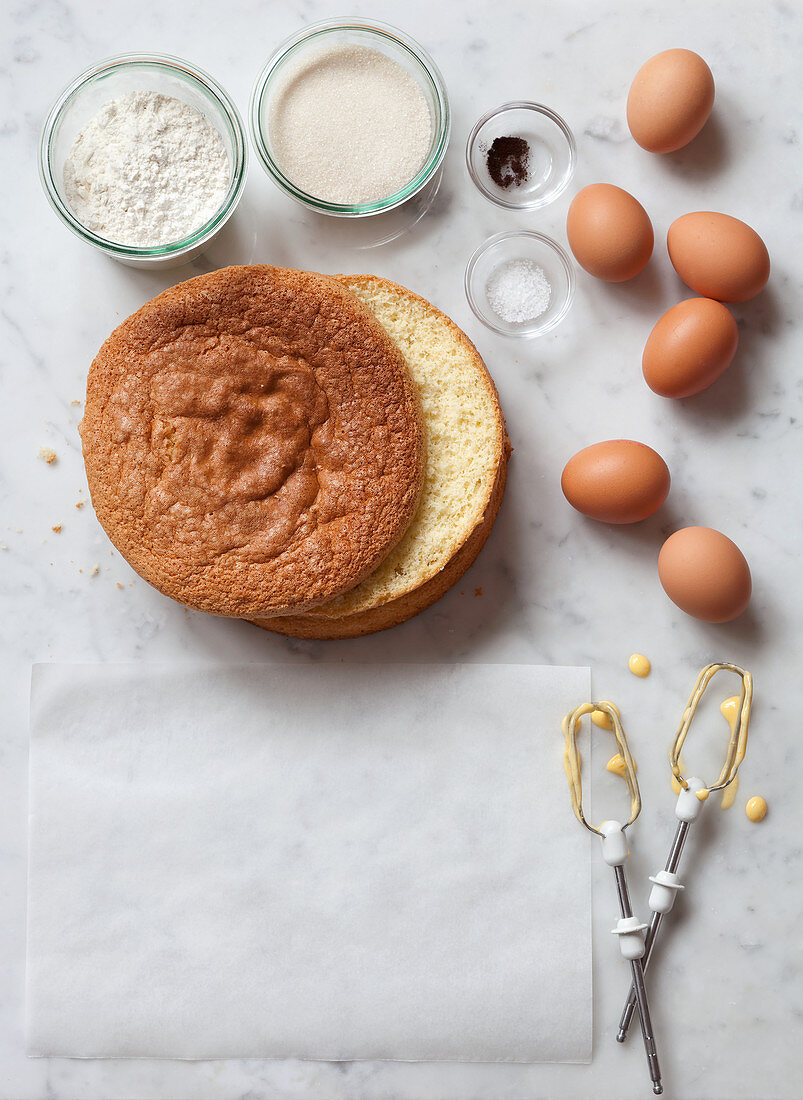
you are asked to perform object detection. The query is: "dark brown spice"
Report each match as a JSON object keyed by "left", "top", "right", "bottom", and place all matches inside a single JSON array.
[{"left": 486, "top": 136, "right": 530, "bottom": 189}]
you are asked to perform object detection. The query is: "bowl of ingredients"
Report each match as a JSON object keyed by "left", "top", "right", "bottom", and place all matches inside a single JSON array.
[
  {"left": 465, "top": 230, "right": 575, "bottom": 338},
  {"left": 39, "top": 53, "right": 248, "bottom": 269},
  {"left": 250, "top": 18, "right": 450, "bottom": 217},
  {"left": 467, "top": 102, "right": 576, "bottom": 210}
]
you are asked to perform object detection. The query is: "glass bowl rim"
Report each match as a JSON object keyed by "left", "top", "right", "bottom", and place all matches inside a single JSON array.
[
  {"left": 38, "top": 51, "right": 249, "bottom": 258},
  {"left": 249, "top": 17, "right": 451, "bottom": 217},
  {"left": 464, "top": 229, "right": 576, "bottom": 339},
  {"left": 465, "top": 100, "right": 577, "bottom": 211}
]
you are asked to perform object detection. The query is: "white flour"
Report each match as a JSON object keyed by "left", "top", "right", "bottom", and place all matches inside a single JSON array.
[
  {"left": 268, "top": 44, "right": 432, "bottom": 205},
  {"left": 64, "top": 91, "right": 231, "bottom": 247}
]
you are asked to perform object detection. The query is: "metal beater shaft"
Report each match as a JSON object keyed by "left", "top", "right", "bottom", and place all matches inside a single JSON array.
[
  {"left": 617, "top": 819, "right": 690, "bottom": 1043},
  {"left": 614, "top": 864, "right": 663, "bottom": 1095}
]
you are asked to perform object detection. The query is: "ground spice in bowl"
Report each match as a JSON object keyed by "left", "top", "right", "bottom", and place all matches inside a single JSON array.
[{"left": 485, "top": 135, "right": 530, "bottom": 189}]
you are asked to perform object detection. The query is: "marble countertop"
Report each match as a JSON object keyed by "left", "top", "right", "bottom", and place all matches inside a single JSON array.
[{"left": 2, "top": 0, "right": 801, "bottom": 1097}]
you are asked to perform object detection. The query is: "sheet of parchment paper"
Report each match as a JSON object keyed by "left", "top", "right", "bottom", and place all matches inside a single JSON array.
[{"left": 27, "top": 663, "right": 592, "bottom": 1062}]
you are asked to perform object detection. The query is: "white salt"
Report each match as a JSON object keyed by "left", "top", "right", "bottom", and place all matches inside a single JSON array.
[
  {"left": 486, "top": 260, "right": 551, "bottom": 324},
  {"left": 268, "top": 44, "right": 432, "bottom": 205}
]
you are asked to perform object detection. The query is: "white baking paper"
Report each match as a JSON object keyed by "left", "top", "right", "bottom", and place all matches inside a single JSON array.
[{"left": 27, "top": 662, "right": 591, "bottom": 1062}]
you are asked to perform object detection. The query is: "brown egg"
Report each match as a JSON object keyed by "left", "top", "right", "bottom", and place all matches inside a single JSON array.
[
  {"left": 627, "top": 49, "right": 715, "bottom": 154},
  {"left": 667, "top": 212, "right": 770, "bottom": 302},
  {"left": 658, "top": 527, "right": 751, "bottom": 622},
  {"left": 643, "top": 298, "right": 739, "bottom": 398},
  {"left": 566, "top": 184, "right": 654, "bottom": 282},
  {"left": 561, "top": 440, "right": 670, "bottom": 524}
]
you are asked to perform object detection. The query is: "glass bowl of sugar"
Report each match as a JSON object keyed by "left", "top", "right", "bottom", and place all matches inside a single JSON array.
[
  {"left": 39, "top": 53, "right": 248, "bottom": 269},
  {"left": 465, "top": 231, "right": 575, "bottom": 338},
  {"left": 250, "top": 19, "right": 450, "bottom": 217}
]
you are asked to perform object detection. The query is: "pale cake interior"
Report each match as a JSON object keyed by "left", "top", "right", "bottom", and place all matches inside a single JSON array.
[{"left": 305, "top": 275, "right": 504, "bottom": 620}]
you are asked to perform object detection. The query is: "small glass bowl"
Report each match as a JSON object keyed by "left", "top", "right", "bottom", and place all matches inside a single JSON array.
[
  {"left": 250, "top": 18, "right": 450, "bottom": 217},
  {"left": 467, "top": 102, "right": 576, "bottom": 210},
  {"left": 39, "top": 53, "right": 248, "bottom": 270},
  {"left": 465, "top": 231, "right": 575, "bottom": 338}
]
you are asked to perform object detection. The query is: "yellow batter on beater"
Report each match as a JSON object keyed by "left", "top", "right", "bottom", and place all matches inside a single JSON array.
[
  {"left": 669, "top": 664, "right": 753, "bottom": 800},
  {"left": 592, "top": 701, "right": 619, "bottom": 729},
  {"left": 671, "top": 754, "right": 687, "bottom": 794},
  {"left": 606, "top": 752, "right": 636, "bottom": 778},
  {"left": 720, "top": 697, "right": 741, "bottom": 809},
  {"left": 562, "top": 702, "right": 641, "bottom": 831}
]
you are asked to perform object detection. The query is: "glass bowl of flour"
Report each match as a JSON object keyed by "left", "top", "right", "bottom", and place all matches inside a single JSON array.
[
  {"left": 250, "top": 19, "right": 450, "bottom": 217},
  {"left": 40, "top": 54, "right": 247, "bottom": 269}
]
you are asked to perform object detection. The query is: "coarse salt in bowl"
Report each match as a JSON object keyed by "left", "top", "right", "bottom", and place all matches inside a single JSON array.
[
  {"left": 465, "top": 231, "right": 575, "bottom": 338},
  {"left": 250, "top": 19, "right": 450, "bottom": 217}
]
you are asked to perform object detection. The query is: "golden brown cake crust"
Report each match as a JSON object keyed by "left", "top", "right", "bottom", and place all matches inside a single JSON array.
[
  {"left": 253, "top": 439, "right": 509, "bottom": 638},
  {"left": 253, "top": 275, "right": 510, "bottom": 639},
  {"left": 81, "top": 265, "right": 425, "bottom": 617}
]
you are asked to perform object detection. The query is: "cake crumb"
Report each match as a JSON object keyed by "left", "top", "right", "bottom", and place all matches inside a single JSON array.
[
  {"left": 75, "top": 501, "right": 85, "bottom": 509},
  {"left": 474, "top": 587, "right": 483, "bottom": 597},
  {"left": 51, "top": 524, "right": 62, "bottom": 533},
  {"left": 70, "top": 399, "right": 82, "bottom": 406},
  {"left": 116, "top": 582, "right": 124, "bottom": 589},
  {"left": 89, "top": 563, "right": 100, "bottom": 577},
  {"left": 38, "top": 446, "right": 57, "bottom": 464}
]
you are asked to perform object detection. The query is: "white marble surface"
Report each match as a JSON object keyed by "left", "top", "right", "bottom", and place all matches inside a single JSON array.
[{"left": 1, "top": 0, "right": 801, "bottom": 1097}]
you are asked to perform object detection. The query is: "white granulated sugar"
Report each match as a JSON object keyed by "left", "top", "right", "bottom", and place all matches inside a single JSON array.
[
  {"left": 268, "top": 44, "right": 433, "bottom": 205},
  {"left": 486, "top": 260, "right": 552, "bottom": 324},
  {"left": 64, "top": 91, "right": 231, "bottom": 247}
]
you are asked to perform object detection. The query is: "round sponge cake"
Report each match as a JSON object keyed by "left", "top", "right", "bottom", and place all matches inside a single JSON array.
[
  {"left": 255, "top": 275, "right": 509, "bottom": 638},
  {"left": 81, "top": 265, "right": 425, "bottom": 618}
]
